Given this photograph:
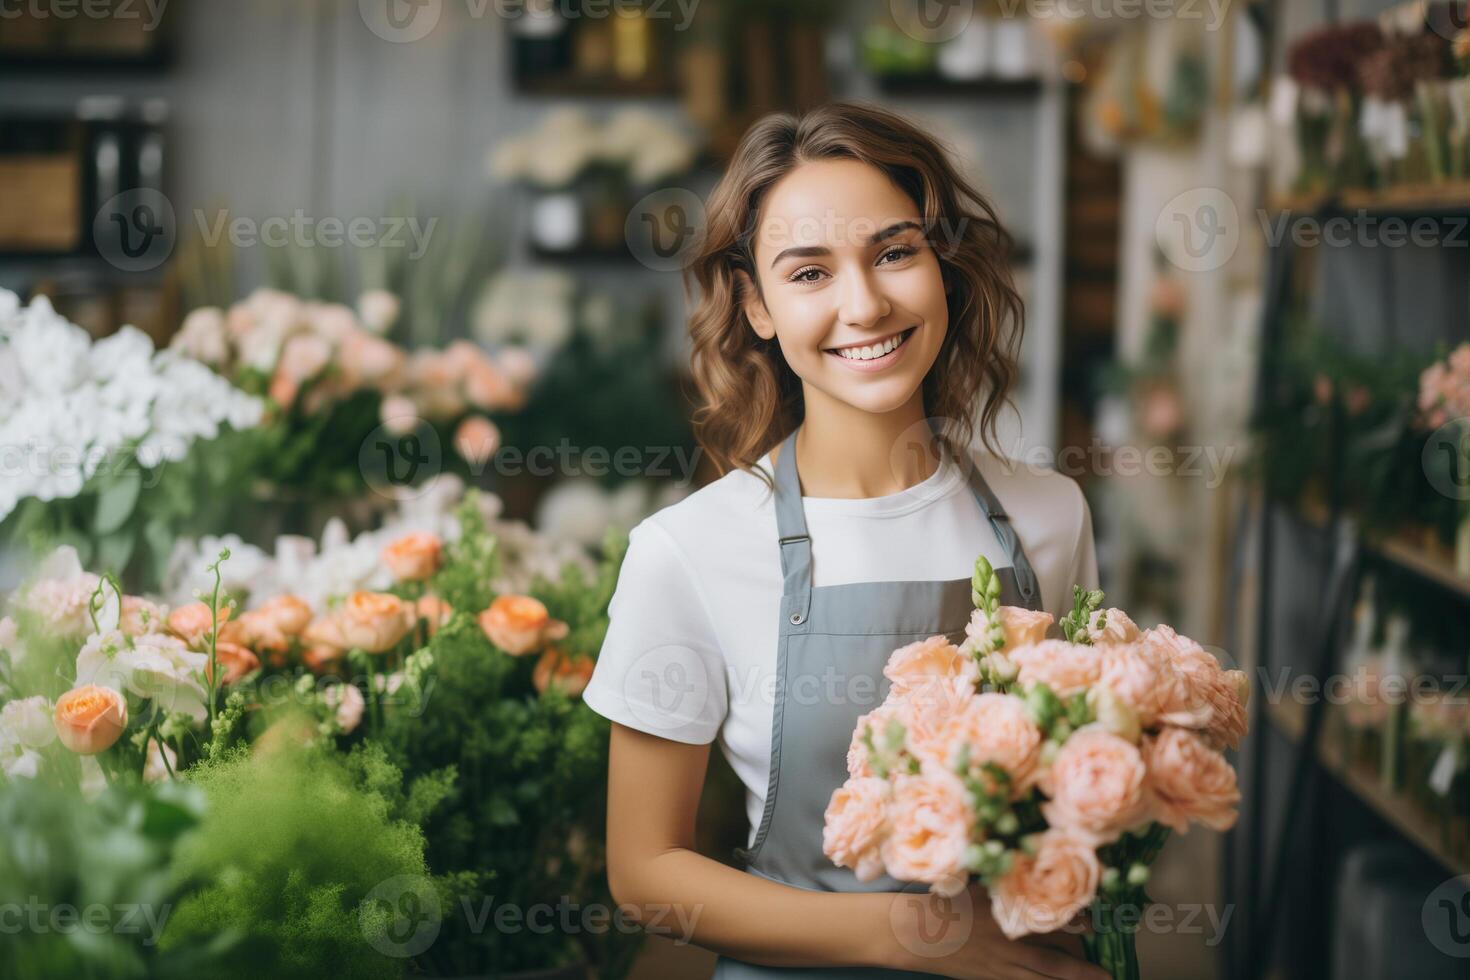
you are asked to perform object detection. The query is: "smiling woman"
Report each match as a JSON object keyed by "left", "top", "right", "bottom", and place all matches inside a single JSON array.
[{"left": 584, "top": 102, "right": 1104, "bottom": 980}]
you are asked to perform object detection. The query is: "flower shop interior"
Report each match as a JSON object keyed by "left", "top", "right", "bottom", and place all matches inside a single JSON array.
[{"left": 2, "top": 1, "right": 1470, "bottom": 978}]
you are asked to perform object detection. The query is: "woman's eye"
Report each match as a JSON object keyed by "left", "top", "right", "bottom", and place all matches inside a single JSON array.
[
  {"left": 879, "top": 246, "right": 916, "bottom": 265},
  {"left": 789, "top": 266, "right": 826, "bottom": 283}
]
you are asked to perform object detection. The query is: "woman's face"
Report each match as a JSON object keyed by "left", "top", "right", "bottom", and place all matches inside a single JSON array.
[{"left": 742, "top": 158, "right": 949, "bottom": 417}]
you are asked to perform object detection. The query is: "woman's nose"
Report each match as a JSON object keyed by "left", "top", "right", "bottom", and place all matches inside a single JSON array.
[{"left": 838, "top": 269, "right": 892, "bottom": 327}]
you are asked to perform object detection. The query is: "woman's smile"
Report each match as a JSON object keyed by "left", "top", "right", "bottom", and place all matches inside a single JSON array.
[{"left": 822, "top": 326, "right": 918, "bottom": 373}]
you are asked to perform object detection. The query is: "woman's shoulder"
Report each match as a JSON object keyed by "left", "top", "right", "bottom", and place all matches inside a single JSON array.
[
  {"left": 961, "top": 446, "right": 1090, "bottom": 536},
  {"left": 630, "top": 458, "right": 776, "bottom": 555}
]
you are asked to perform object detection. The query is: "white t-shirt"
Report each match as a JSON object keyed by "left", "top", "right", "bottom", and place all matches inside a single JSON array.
[{"left": 583, "top": 445, "right": 1099, "bottom": 847}]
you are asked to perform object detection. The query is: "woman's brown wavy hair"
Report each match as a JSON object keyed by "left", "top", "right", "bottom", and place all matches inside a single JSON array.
[{"left": 686, "top": 101, "right": 1025, "bottom": 490}]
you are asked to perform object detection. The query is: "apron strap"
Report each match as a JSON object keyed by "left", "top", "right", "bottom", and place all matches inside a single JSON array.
[
  {"left": 772, "top": 428, "right": 813, "bottom": 627},
  {"left": 962, "top": 458, "right": 1042, "bottom": 610}
]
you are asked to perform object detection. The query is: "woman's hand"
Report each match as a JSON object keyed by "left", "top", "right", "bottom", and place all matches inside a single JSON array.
[{"left": 880, "top": 879, "right": 1109, "bottom": 980}]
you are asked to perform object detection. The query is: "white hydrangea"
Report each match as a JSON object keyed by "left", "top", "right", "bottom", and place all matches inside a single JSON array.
[{"left": 0, "top": 291, "right": 265, "bottom": 523}]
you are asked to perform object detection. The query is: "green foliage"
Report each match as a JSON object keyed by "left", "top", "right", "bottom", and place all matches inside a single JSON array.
[
  {"left": 531, "top": 525, "right": 629, "bottom": 662},
  {"left": 0, "top": 777, "right": 240, "bottom": 979},
  {"left": 161, "top": 742, "right": 432, "bottom": 980},
  {"left": 433, "top": 492, "right": 503, "bottom": 615}
]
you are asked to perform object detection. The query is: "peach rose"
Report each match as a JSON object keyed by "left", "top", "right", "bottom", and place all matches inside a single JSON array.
[
  {"left": 1087, "top": 608, "right": 1141, "bottom": 644},
  {"left": 311, "top": 591, "right": 415, "bottom": 654},
  {"left": 963, "top": 606, "right": 1054, "bottom": 656},
  {"left": 417, "top": 594, "right": 453, "bottom": 637},
  {"left": 454, "top": 416, "right": 501, "bottom": 467},
  {"left": 167, "top": 601, "right": 232, "bottom": 649},
  {"left": 255, "top": 594, "right": 313, "bottom": 636},
  {"left": 1040, "top": 728, "right": 1149, "bottom": 846},
  {"left": 478, "top": 595, "right": 569, "bottom": 656},
  {"left": 205, "top": 642, "right": 262, "bottom": 687},
  {"left": 222, "top": 611, "right": 289, "bottom": 662},
  {"left": 324, "top": 682, "right": 366, "bottom": 734},
  {"left": 1009, "top": 640, "right": 1106, "bottom": 698},
  {"left": 823, "top": 776, "right": 891, "bottom": 882},
  {"left": 52, "top": 685, "right": 128, "bottom": 755},
  {"left": 380, "top": 394, "right": 420, "bottom": 436},
  {"left": 1142, "top": 727, "right": 1240, "bottom": 834},
  {"left": 532, "top": 647, "right": 595, "bottom": 698},
  {"left": 381, "top": 532, "right": 443, "bottom": 582},
  {"left": 989, "top": 829, "right": 1103, "bottom": 940},
  {"left": 118, "top": 596, "right": 167, "bottom": 637},
  {"left": 1096, "top": 642, "right": 1189, "bottom": 728},
  {"left": 848, "top": 703, "right": 904, "bottom": 779},
  {"left": 883, "top": 636, "right": 979, "bottom": 717},
  {"left": 942, "top": 692, "right": 1043, "bottom": 796},
  {"left": 302, "top": 643, "right": 345, "bottom": 675},
  {"left": 879, "top": 771, "right": 972, "bottom": 896},
  {"left": 1145, "top": 628, "right": 1249, "bottom": 749},
  {"left": 277, "top": 331, "right": 332, "bottom": 382}
]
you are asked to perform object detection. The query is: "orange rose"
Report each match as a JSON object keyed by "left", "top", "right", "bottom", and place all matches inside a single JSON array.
[
  {"left": 1142, "top": 727, "right": 1240, "bottom": 834},
  {"left": 532, "top": 647, "right": 595, "bottom": 698},
  {"left": 381, "top": 532, "right": 443, "bottom": 583},
  {"left": 989, "top": 829, "right": 1102, "bottom": 940},
  {"left": 453, "top": 416, "right": 501, "bottom": 467},
  {"left": 53, "top": 685, "right": 128, "bottom": 755},
  {"left": 302, "top": 643, "right": 345, "bottom": 675},
  {"left": 941, "top": 692, "right": 1044, "bottom": 797},
  {"left": 205, "top": 642, "right": 262, "bottom": 686},
  {"left": 1010, "top": 640, "right": 1106, "bottom": 698},
  {"left": 167, "top": 601, "right": 232, "bottom": 649},
  {"left": 417, "top": 594, "right": 453, "bottom": 637},
  {"left": 878, "top": 771, "right": 971, "bottom": 897},
  {"left": 310, "top": 591, "right": 414, "bottom": 654},
  {"left": 823, "top": 776, "right": 891, "bottom": 882},
  {"left": 883, "top": 636, "right": 978, "bottom": 717},
  {"left": 478, "top": 595, "right": 569, "bottom": 656}
]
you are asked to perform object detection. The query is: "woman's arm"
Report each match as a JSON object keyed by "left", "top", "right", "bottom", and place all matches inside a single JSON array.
[{"left": 605, "top": 723, "right": 1108, "bottom": 979}]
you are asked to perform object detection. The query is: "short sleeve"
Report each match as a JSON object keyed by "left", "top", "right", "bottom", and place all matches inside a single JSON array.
[{"left": 583, "top": 519, "right": 729, "bottom": 745}]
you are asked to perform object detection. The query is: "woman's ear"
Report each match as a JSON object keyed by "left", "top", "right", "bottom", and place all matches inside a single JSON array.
[{"left": 736, "top": 270, "right": 777, "bottom": 342}]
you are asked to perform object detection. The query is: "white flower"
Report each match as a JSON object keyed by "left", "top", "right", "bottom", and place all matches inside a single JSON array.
[
  {"left": 324, "top": 682, "right": 365, "bottom": 733},
  {"left": 0, "top": 696, "right": 56, "bottom": 749},
  {"left": 75, "top": 630, "right": 209, "bottom": 723},
  {"left": 20, "top": 546, "right": 104, "bottom": 640},
  {"left": 143, "top": 738, "right": 177, "bottom": 783},
  {"left": 0, "top": 736, "right": 42, "bottom": 780},
  {"left": 358, "top": 290, "right": 401, "bottom": 335}
]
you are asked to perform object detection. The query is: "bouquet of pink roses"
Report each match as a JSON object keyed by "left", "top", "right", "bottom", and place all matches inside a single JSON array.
[{"left": 823, "top": 556, "right": 1250, "bottom": 979}]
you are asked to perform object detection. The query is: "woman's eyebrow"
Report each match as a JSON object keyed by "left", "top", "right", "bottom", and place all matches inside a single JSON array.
[{"left": 767, "top": 220, "right": 923, "bottom": 268}]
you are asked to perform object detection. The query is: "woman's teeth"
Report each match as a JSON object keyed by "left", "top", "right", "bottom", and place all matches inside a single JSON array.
[{"left": 831, "top": 328, "right": 912, "bottom": 361}]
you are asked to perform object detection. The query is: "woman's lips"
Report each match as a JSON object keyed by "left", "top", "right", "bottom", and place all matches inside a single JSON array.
[{"left": 823, "top": 326, "right": 917, "bottom": 373}]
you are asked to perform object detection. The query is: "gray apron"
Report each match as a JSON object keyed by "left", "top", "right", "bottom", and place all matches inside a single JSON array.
[{"left": 713, "top": 427, "right": 1043, "bottom": 979}]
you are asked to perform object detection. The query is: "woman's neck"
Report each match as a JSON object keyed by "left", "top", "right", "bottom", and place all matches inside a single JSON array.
[{"left": 777, "top": 387, "right": 941, "bottom": 499}]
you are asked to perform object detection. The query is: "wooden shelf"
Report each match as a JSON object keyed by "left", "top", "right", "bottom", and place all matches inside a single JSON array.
[
  {"left": 1266, "top": 699, "right": 1469, "bottom": 877},
  {"left": 1290, "top": 499, "right": 1470, "bottom": 602},
  {"left": 1264, "top": 184, "right": 1470, "bottom": 217}
]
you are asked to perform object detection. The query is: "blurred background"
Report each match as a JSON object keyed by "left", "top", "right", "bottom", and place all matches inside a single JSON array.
[{"left": 2, "top": 1, "right": 1470, "bottom": 978}]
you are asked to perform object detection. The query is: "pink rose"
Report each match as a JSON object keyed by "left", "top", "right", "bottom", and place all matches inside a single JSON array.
[
  {"left": 1096, "top": 642, "right": 1199, "bottom": 729},
  {"left": 324, "top": 682, "right": 366, "bottom": 734},
  {"left": 883, "top": 636, "right": 978, "bottom": 717},
  {"left": 380, "top": 394, "right": 420, "bottom": 436},
  {"left": 417, "top": 594, "right": 453, "bottom": 637},
  {"left": 1143, "top": 727, "right": 1240, "bottom": 833},
  {"left": 963, "top": 606, "right": 1054, "bottom": 655},
  {"left": 1145, "top": 627, "right": 1249, "bottom": 749},
  {"left": 53, "top": 685, "right": 128, "bottom": 755},
  {"left": 847, "top": 703, "right": 903, "bottom": 779},
  {"left": 823, "top": 776, "right": 891, "bottom": 882},
  {"left": 167, "top": 601, "right": 231, "bottom": 649},
  {"left": 339, "top": 330, "right": 404, "bottom": 390},
  {"left": 879, "top": 771, "right": 972, "bottom": 896},
  {"left": 989, "top": 829, "right": 1102, "bottom": 940},
  {"left": 1087, "top": 608, "right": 1140, "bottom": 644},
  {"left": 1040, "top": 728, "right": 1150, "bottom": 846},
  {"left": 277, "top": 332, "right": 332, "bottom": 382},
  {"left": 357, "top": 289, "right": 401, "bottom": 335},
  {"left": 118, "top": 596, "right": 167, "bottom": 637},
  {"left": 1009, "top": 640, "right": 1106, "bottom": 698},
  {"left": 941, "top": 692, "right": 1043, "bottom": 797}
]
